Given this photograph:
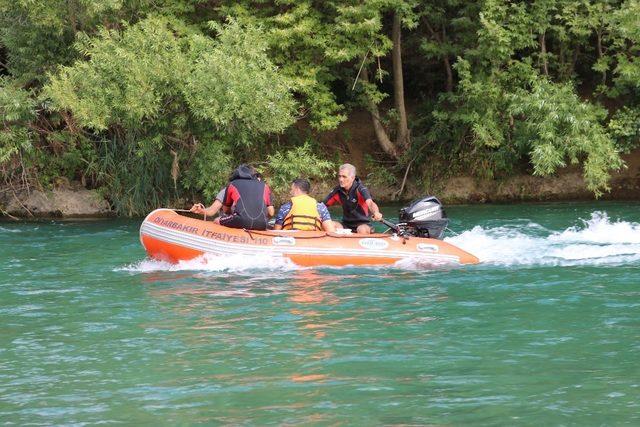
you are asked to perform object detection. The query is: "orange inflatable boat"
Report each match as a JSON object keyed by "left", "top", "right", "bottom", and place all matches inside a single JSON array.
[{"left": 140, "top": 209, "right": 479, "bottom": 267}]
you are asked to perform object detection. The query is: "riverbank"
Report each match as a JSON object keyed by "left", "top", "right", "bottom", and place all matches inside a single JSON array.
[
  {"left": 2, "top": 155, "right": 639, "bottom": 219},
  {"left": 432, "top": 149, "right": 640, "bottom": 204}
]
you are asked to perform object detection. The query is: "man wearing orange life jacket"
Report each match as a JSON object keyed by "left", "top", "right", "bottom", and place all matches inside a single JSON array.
[{"left": 274, "top": 179, "right": 335, "bottom": 232}]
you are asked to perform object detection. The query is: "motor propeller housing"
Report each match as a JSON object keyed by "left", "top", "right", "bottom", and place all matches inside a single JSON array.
[{"left": 397, "top": 196, "right": 449, "bottom": 239}]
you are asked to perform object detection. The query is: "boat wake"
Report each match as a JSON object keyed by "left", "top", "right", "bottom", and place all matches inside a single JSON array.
[
  {"left": 447, "top": 211, "right": 640, "bottom": 267},
  {"left": 118, "top": 253, "right": 300, "bottom": 273}
]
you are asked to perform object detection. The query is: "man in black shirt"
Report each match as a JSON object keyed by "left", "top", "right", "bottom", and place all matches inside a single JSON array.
[
  {"left": 323, "top": 163, "right": 383, "bottom": 234},
  {"left": 190, "top": 165, "right": 274, "bottom": 230}
]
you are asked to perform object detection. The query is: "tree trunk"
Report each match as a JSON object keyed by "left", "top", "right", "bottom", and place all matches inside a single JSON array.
[
  {"left": 363, "top": 11, "right": 410, "bottom": 160},
  {"left": 392, "top": 12, "right": 409, "bottom": 150},
  {"left": 442, "top": 24, "right": 453, "bottom": 92},
  {"left": 424, "top": 20, "right": 454, "bottom": 93},
  {"left": 363, "top": 69, "right": 398, "bottom": 159},
  {"left": 570, "top": 45, "right": 580, "bottom": 76},
  {"left": 68, "top": 0, "right": 79, "bottom": 33},
  {"left": 539, "top": 32, "right": 549, "bottom": 76},
  {"left": 443, "top": 55, "right": 453, "bottom": 93},
  {"left": 596, "top": 30, "right": 606, "bottom": 85}
]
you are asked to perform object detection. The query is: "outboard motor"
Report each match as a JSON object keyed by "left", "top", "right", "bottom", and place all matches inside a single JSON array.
[{"left": 397, "top": 196, "right": 449, "bottom": 239}]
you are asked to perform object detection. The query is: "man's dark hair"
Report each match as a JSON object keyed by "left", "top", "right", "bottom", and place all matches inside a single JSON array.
[{"left": 292, "top": 178, "right": 311, "bottom": 194}]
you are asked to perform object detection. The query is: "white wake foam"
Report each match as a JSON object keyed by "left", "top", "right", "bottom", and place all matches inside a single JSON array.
[
  {"left": 447, "top": 211, "right": 640, "bottom": 266},
  {"left": 117, "top": 253, "right": 300, "bottom": 273},
  {"left": 0, "top": 226, "right": 22, "bottom": 233}
]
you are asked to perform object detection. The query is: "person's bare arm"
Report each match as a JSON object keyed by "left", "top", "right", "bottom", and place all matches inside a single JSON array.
[
  {"left": 190, "top": 199, "right": 223, "bottom": 217},
  {"left": 205, "top": 199, "right": 223, "bottom": 217},
  {"left": 267, "top": 206, "right": 275, "bottom": 217},
  {"left": 321, "top": 220, "right": 336, "bottom": 233},
  {"left": 366, "top": 199, "right": 382, "bottom": 221}
]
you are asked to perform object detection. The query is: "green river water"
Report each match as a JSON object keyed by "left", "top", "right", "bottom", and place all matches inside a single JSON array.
[{"left": 1, "top": 201, "right": 639, "bottom": 425}]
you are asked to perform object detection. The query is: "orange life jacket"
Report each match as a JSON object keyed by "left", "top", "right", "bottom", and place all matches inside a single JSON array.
[{"left": 283, "top": 194, "right": 322, "bottom": 231}]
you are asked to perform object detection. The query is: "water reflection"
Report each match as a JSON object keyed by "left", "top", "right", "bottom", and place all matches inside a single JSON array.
[
  {"left": 287, "top": 270, "right": 341, "bottom": 387},
  {"left": 144, "top": 269, "right": 345, "bottom": 388},
  {"left": 289, "top": 269, "right": 339, "bottom": 341},
  {"left": 288, "top": 270, "right": 337, "bottom": 305}
]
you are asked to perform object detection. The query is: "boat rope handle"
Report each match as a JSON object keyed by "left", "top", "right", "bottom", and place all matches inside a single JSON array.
[
  {"left": 242, "top": 229, "right": 330, "bottom": 239},
  {"left": 174, "top": 207, "right": 207, "bottom": 221},
  {"left": 173, "top": 209, "right": 399, "bottom": 239},
  {"left": 241, "top": 229, "right": 401, "bottom": 240}
]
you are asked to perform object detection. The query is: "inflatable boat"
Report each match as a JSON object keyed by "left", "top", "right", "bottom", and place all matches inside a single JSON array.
[{"left": 139, "top": 198, "right": 479, "bottom": 267}]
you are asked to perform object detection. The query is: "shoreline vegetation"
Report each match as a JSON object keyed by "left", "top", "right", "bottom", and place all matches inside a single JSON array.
[
  {"left": 2, "top": 148, "right": 639, "bottom": 219},
  {"left": 2, "top": 1, "right": 640, "bottom": 218}
]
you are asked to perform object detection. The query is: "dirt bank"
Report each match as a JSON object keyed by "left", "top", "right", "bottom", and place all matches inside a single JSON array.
[
  {"left": 0, "top": 182, "right": 112, "bottom": 219},
  {"left": 423, "top": 151, "right": 640, "bottom": 204}
]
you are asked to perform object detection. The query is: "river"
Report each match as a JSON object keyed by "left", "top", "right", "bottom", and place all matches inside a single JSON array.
[{"left": 1, "top": 201, "right": 639, "bottom": 424}]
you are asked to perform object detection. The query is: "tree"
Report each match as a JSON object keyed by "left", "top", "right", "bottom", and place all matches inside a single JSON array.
[
  {"left": 43, "top": 16, "right": 297, "bottom": 213},
  {"left": 333, "top": 1, "right": 418, "bottom": 160},
  {"left": 424, "top": 0, "right": 624, "bottom": 194}
]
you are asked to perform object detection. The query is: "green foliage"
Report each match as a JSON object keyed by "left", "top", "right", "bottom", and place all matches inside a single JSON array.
[
  {"left": 419, "top": 0, "right": 632, "bottom": 195},
  {"left": 184, "top": 20, "right": 296, "bottom": 140},
  {"left": 220, "top": 1, "right": 344, "bottom": 131},
  {"left": 418, "top": 1, "right": 480, "bottom": 68},
  {"left": 181, "top": 138, "right": 234, "bottom": 202},
  {"left": 0, "top": 0, "right": 219, "bottom": 80},
  {"left": 220, "top": 0, "right": 421, "bottom": 131},
  {"left": 45, "top": 16, "right": 190, "bottom": 131},
  {"left": 364, "top": 154, "right": 397, "bottom": 187},
  {"left": 0, "top": 80, "right": 35, "bottom": 123},
  {"left": 608, "top": 107, "right": 640, "bottom": 153},
  {"left": 259, "top": 142, "right": 335, "bottom": 196},
  {"left": 84, "top": 135, "right": 176, "bottom": 216},
  {"left": 427, "top": 59, "right": 622, "bottom": 194},
  {"left": 606, "top": 0, "right": 640, "bottom": 95},
  {"left": 509, "top": 78, "right": 622, "bottom": 194},
  {"left": 0, "top": 77, "right": 36, "bottom": 164},
  {"left": 45, "top": 16, "right": 296, "bottom": 137},
  {"left": 477, "top": 0, "right": 536, "bottom": 65}
]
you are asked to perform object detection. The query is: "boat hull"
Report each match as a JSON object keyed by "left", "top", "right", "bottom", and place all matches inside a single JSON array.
[{"left": 140, "top": 209, "right": 480, "bottom": 267}]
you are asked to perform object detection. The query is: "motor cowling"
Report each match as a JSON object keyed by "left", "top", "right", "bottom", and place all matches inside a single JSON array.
[{"left": 398, "top": 196, "right": 449, "bottom": 239}]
